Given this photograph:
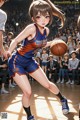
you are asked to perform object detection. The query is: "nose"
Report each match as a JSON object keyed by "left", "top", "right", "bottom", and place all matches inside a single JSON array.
[{"left": 42, "top": 16, "right": 45, "bottom": 21}]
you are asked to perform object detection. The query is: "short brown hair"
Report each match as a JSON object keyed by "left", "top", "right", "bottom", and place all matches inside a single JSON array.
[
  {"left": 29, "top": 0, "right": 65, "bottom": 27},
  {"left": 29, "top": 0, "right": 53, "bottom": 25}
]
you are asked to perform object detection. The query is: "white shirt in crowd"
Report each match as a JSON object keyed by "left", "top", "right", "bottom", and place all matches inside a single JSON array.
[
  {"left": 42, "top": 53, "right": 48, "bottom": 62},
  {"left": 68, "top": 58, "right": 79, "bottom": 69},
  {"left": 77, "top": 32, "right": 80, "bottom": 41}
]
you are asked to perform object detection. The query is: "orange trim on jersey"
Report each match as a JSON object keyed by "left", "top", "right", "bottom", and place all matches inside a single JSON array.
[
  {"left": 11, "top": 72, "right": 26, "bottom": 78},
  {"left": 17, "top": 42, "right": 37, "bottom": 55}
]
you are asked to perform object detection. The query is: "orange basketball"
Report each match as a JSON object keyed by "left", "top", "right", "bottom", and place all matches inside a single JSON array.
[{"left": 50, "top": 39, "right": 68, "bottom": 56}]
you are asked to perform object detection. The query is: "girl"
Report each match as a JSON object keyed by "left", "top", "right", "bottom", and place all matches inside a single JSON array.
[{"left": 5, "top": 0, "right": 69, "bottom": 119}]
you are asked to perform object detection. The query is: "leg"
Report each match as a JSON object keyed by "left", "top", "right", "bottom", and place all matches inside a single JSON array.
[
  {"left": 42, "top": 65, "right": 45, "bottom": 72},
  {"left": 71, "top": 69, "right": 76, "bottom": 84},
  {"left": 30, "top": 67, "right": 59, "bottom": 94},
  {"left": 57, "top": 68, "right": 62, "bottom": 83},
  {"left": 29, "top": 67, "right": 69, "bottom": 114},
  {"left": 13, "top": 73, "right": 31, "bottom": 107},
  {"left": 61, "top": 69, "right": 64, "bottom": 84},
  {"left": 13, "top": 73, "right": 34, "bottom": 119},
  {"left": 0, "top": 72, "right": 9, "bottom": 94},
  {"left": 52, "top": 70, "right": 58, "bottom": 83}
]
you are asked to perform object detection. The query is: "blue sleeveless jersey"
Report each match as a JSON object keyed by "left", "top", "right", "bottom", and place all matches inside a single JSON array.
[
  {"left": 8, "top": 24, "right": 48, "bottom": 77},
  {"left": 17, "top": 24, "right": 47, "bottom": 58}
]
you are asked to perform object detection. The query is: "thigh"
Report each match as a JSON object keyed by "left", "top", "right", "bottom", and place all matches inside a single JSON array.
[
  {"left": 13, "top": 73, "right": 31, "bottom": 93},
  {"left": 29, "top": 67, "right": 50, "bottom": 87}
]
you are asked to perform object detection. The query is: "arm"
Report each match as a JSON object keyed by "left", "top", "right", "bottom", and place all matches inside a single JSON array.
[
  {"left": 73, "top": 59, "right": 79, "bottom": 69},
  {"left": 68, "top": 59, "right": 72, "bottom": 70},
  {"left": 44, "top": 41, "right": 52, "bottom": 48},
  {"left": 8, "top": 24, "right": 35, "bottom": 53},
  {"left": 0, "top": 31, "right": 5, "bottom": 54},
  {"left": 0, "top": 10, "right": 7, "bottom": 54}
]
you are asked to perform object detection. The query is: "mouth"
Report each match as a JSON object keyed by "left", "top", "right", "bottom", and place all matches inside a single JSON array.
[{"left": 42, "top": 23, "right": 46, "bottom": 26}]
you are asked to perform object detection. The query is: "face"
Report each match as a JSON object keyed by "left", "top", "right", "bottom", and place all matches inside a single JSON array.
[
  {"left": 68, "top": 37, "right": 72, "bottom": 42},
  {"left": 33, "top": 12, "right": 50, "bottom": 28},
  {"left": 50, "top": 57, "right": 53, "bottom": 61},
  {"left": 42, "top": 50, "right": 46, "bottom": 54},
  {"left": 8, "top": 35, "right": 12, "bottom": 39},
  {"left": 64, "top": 56, "right": 68, "bottom": 60},
  {"left": 71, "top": 53, "right": 76, "bottom": 59}
]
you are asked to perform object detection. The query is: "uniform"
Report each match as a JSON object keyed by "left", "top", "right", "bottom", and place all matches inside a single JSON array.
[{"left": 8, "top": 24, "right": 47, "bottom": 77}]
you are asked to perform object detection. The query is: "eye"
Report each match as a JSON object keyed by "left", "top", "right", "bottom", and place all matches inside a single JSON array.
[
  {"left": 36, "top": 16, "right": 41, "bottom": 19},
  {"left": 45, "top": 15, "right": 50, "bottom": 18}
]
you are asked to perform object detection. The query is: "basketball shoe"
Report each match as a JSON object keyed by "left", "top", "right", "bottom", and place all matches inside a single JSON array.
[
  {"left": 61, "top": 98, "right": 69, "bottom": 114},
  {"left": 27, "top": 115, "right": 35, "bottom": 120}
]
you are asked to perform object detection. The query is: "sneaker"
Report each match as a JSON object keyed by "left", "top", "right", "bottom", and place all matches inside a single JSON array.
[
  {"left": 9, "top": 84, "right": 15, "bottom": 88},
  {"left": 57, "top": 79, "right": 61, "bottom": 83},
  {"left": 1, "top": 89, "right": 9, "bottom": 94},
  {"left": 61, "top": 98, "right": 69, "bottom": 115},
  {"left": 27, "top": 115, "right": 35, "bottom": 120},
  {"left": 70, "top": 81, "right": 74, "bottom": 85},
  {"left": 66, "top": 80, "right": 71, "bottom": 84},
  {"left": 61, "top": 79, "right": 64, "bottom": 84}
]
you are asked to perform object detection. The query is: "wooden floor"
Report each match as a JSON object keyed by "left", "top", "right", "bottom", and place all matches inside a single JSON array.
[{"left": 0, "top": 81, "right": 80, "bottom": 120}]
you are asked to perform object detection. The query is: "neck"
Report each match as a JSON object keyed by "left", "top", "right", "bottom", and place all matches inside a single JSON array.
[{"left": 36, "top": 24, "right": 45, "bottom": 34}]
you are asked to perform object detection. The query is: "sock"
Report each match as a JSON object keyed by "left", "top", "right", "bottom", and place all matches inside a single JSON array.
[
  {"left": 23, "top": 106, "right": 32, "bottom": 118},
  {"left": 56, "top": 92, "right": 64, "bottom": 101}
]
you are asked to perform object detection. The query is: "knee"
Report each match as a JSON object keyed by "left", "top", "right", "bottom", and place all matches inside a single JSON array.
[{"left": 23, "top": 89, "right": 32, "bottom": 98}]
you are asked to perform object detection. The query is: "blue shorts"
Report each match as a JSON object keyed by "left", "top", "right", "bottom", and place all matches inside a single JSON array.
[
  {"left": 41, "top": 61, "right": 47, "bottom": 66},
  {"left": 8, "top": 52, "right": 39, "bottom": 77}
]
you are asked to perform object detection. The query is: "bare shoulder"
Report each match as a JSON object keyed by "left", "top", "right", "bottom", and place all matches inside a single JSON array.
[
  {"left": 25, "top": 24, "right": 36, "bottom": 33},
  {"left": 45, "top": 27, "right": 50, "bottom": 36},
  {"left": 24, "top": 24, "right": 36, "bottom": 40}
]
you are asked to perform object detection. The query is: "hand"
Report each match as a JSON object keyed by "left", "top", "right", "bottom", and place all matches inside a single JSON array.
[
  {"left": 69, "top": 68, "right": 72, "bottom": 71},
  {"left": 3, "top": 50, "right": 11, "bottom": 60},
  {"left": 52, "top": 67, "right": 56, "bottom": 70}
]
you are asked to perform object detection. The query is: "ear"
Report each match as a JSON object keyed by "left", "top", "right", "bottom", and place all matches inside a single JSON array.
[{"left": 32, "top": 17, "right": 35, "bottom": 22}]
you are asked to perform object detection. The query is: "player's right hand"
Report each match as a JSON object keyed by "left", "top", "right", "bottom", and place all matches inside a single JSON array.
[{"left": 3, "top": 50, "right": 11, "bottom": 60}]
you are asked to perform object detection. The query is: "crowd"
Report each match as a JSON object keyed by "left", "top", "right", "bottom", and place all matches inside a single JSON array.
[{"left": 0, "top": 2, "right": 80, "bottom": 94}]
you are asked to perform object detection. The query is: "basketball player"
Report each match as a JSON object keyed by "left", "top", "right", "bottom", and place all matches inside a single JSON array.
[
  {"left": 5, "top": 0, "right": 69, "bottom": 119},
  {"left": 0, "top": 0, "right": 8, "bottom": 56}
]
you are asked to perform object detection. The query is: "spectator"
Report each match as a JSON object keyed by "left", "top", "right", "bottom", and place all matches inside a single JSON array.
[
  {"left": 67, "top": 36, "right": 76, "bottom": 54},
  {"left": 0, "top": 54, "right": 9, "bottom": 94},
  {"left": 41, "top": 49, "right": 48, "bottom": 73},
  {"left": 46, "top": 55, "right": 59, "bottom": 83},
  {"left": 57, "top": 53, "right": 69, "bottom": 84},
  {"left": 4, "top": 31, "right": 14, "bottom": 46},
  {"left": 68, "top": 51, "right": 79, "bottom": 84},
  {"left": 57, "top": 57, "right": 63, "bottom": 83}
]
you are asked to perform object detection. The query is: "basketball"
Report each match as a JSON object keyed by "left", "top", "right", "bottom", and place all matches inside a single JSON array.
[{"left": 50, "top": 39, "right": 68, "bottom": 56}]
